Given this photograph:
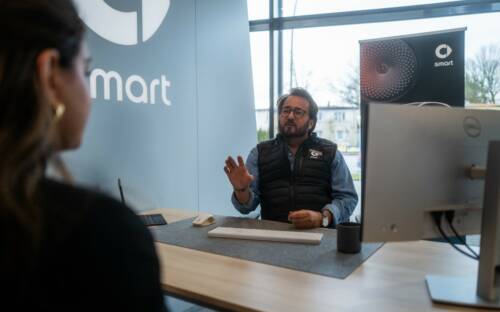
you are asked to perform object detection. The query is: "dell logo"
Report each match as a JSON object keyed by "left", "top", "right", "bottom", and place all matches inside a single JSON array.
[
  {"left": 463, "top": 116, "right": 481, "bottom": 138},
  {"left": 435, "top": 44, "right": 453, "bottom": 59},
  {"left": 74, "top": 0, "right": 170, "bottom": 45}
]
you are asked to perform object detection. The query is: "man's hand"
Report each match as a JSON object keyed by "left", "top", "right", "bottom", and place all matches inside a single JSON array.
[
  {"left": 288, "top": 210, "right": 323, "bottom": 229},
  {"left": 224, "top": 156, "right": 254, "bottom": 191}
]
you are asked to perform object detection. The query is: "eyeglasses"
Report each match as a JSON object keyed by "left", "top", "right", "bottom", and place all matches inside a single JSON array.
[{"left": 280, "top": 107, "right": 308, "bottom": 118}]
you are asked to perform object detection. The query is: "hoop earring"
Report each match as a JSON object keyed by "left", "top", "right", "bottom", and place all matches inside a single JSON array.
[{"left": 52, "top": 102, "right": 66, "bottom": 122}]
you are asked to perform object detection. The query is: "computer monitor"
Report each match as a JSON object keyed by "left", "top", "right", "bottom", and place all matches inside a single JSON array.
[{"left": 362, "top": 103, "right": 500, "bottom": 308}]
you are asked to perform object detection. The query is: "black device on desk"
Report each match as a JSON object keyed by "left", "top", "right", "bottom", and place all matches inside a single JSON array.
[
  {"left": 117, "top": 178, "right": 167, "bottom": 226},
  {"left": 139, "top": 214, "right": 167, "bottom": 226}
]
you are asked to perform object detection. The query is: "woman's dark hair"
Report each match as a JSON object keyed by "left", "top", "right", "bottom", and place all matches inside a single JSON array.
[
  {"left": 277, "top": 87, "right": 319, "bottom": 134},
  {"left": 0, "top": 0, "right": 85, "bottom": 269}
]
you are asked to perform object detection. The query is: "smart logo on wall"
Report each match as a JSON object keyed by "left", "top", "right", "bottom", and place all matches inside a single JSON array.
[
  {"left": 75, "top": 0, "right": 172, "bottom": 106},
  {"left": 75, "top": 0, "right": 170, "bottom": 45},
  {"left": 434, "top": 43, "right": 454, "bottom": 68}
]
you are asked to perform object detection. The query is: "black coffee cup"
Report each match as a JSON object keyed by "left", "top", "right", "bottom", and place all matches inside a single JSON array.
[{"left": 336, "top": 222, "right": 361, "bottom": 254}]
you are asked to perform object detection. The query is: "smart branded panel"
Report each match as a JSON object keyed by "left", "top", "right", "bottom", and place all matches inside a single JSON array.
[{"left": 65, "top": 0, "right": 256, "bottom": 214}]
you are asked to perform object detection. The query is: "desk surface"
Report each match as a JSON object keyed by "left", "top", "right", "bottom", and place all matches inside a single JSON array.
[{"left": 147, "top": 208, "right": 481, "bottom": 312}]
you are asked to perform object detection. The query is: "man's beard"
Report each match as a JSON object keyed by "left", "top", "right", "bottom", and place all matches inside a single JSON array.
[{"left": 278, "top": 120, "right": 309, "bottom": 138}]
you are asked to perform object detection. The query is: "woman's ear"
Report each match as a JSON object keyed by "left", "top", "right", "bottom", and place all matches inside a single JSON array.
[{"left": 36, "top": 49, "right": 61, "bottom": 109}]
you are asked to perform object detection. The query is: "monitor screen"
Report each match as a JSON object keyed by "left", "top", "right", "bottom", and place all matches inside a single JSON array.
[{"left": 361, "top": 103, "right": 500, "bottom": 242}]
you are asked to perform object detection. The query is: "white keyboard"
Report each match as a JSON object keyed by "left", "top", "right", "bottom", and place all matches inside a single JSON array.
[{"left": 207, "top": 227, "right": 323, "bottom": 245}]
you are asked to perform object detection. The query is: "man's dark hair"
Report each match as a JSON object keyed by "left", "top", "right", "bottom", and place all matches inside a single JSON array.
[{"left": 277, "top": 88, "right": 318, "bottom": 133}]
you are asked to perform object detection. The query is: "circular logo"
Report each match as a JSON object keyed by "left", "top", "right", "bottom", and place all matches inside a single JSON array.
[
  {"left": 463, "top": 116, "right": 481, "bottom": 138},
  {"left": 75, "top": 0, "right": 170, "bottom": 45},
  {"left": 435, "top": 44, "right": 453, "bottom": 59}
]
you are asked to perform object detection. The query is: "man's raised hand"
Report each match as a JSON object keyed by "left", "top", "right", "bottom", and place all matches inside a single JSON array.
[{"left": 224, "top": 156, "right": 254, "bottom": 190}]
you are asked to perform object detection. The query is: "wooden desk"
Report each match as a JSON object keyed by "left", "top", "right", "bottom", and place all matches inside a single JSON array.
[{"left": 147, "top": 208, "right": 481, "bottom": 312}]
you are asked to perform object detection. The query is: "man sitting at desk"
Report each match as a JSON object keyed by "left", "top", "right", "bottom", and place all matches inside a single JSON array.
[{"left": 224, "top": 88, "right": 358, "bottom": 229}]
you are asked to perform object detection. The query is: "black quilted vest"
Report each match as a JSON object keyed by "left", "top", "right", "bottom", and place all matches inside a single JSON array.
[{"left": 257, "top": 133, "right": 336, "bottom": 222}]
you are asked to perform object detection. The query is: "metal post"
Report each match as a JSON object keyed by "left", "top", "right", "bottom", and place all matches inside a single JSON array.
[
  {"left": 477, "top": 140, "right": 500, "bottom": 300},
  {"left": 268, "top": 0, "right": 275, "bottom": 138}
]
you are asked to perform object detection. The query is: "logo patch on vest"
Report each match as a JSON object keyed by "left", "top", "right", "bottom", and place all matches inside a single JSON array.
[{"left": 308, "top": 149, "right": 323, "bottom": 160}]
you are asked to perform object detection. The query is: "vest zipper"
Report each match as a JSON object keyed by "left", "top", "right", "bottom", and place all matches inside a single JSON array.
[
  {"left": 298, "top": 150, "right": 304, "bottom": 173},
  {"left": 291, "top": 146, "right": 304, "bottom": 211},
  {"left": 290, "top": 174, "right": 295, "bottom": 212}
]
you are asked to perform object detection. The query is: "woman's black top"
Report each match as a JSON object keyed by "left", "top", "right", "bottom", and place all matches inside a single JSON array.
[{"left": 5, "top": 178, "right": 167, "bottom": 311}]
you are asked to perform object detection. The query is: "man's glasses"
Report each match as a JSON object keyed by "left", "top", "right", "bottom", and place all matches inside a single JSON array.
[{"left": 280, "top": 107, "right": 307, "bottom": 118}]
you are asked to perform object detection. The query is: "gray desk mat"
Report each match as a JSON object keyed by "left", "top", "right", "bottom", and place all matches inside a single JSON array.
[{"left": 151, "top": 216, "right": 383, "bottom": 279}]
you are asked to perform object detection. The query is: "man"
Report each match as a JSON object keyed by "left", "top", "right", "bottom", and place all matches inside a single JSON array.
[{"left": 224, "top": 88, "right": 358, "bottom": 229}]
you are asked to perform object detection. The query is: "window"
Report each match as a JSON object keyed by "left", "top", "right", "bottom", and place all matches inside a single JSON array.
[
  {"left": 334, "top": 112, "right": 346, "bottom": 122},
  {"left": 247, "top": 0, "right": 269, "bottom": 20},
  {"left": 247, "top": 2, "right": 500, "bottom": 219},
  {"left": 336, "top": 130, "right": 345, "bottom": 140},
  {"left": 281, "top": 0, "right": 462, "bottom": 17},
  {"left": 249, "top": 31, "right": 270, "bottom": 141}
]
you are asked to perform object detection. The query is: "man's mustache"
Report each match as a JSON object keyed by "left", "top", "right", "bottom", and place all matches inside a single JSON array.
[{"left": 285, "top": 121, "right": 296, "bottom": 126}]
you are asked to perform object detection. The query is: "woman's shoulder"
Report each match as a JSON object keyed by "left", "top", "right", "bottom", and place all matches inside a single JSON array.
[
  {"left": 41, "top": 178, "right": 132, "bottom": 217},
  {"left": 41, "top": 177, "right": 123, "bottom": 207},
  {"left": 39, "top": 178, "right": 151, "bottom": 246}
]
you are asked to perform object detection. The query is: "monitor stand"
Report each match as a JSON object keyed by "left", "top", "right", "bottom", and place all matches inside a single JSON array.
[{"left": 426, "top": 141, "right": 500, "bottom": 308}]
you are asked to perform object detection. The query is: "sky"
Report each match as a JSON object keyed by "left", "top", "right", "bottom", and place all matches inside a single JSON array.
[{"left": 247, "top": 1, "right": 500, "bottom": 108}]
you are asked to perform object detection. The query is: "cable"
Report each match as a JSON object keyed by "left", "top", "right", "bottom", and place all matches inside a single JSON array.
[
  {"left": 417, "top": 101, "right": 451, "bottom": 108},
  {"left": 403, "top": 101, "right": 452, "bottom": 108},
  {"left": 431, "top": 212, "right": 479, "bottom": 260},
  {"left": 432, "top": 212, "right": 478, "bottom": 260},
  {"left": 444, "top": 211, "right": 480, "bottom": 259}
]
